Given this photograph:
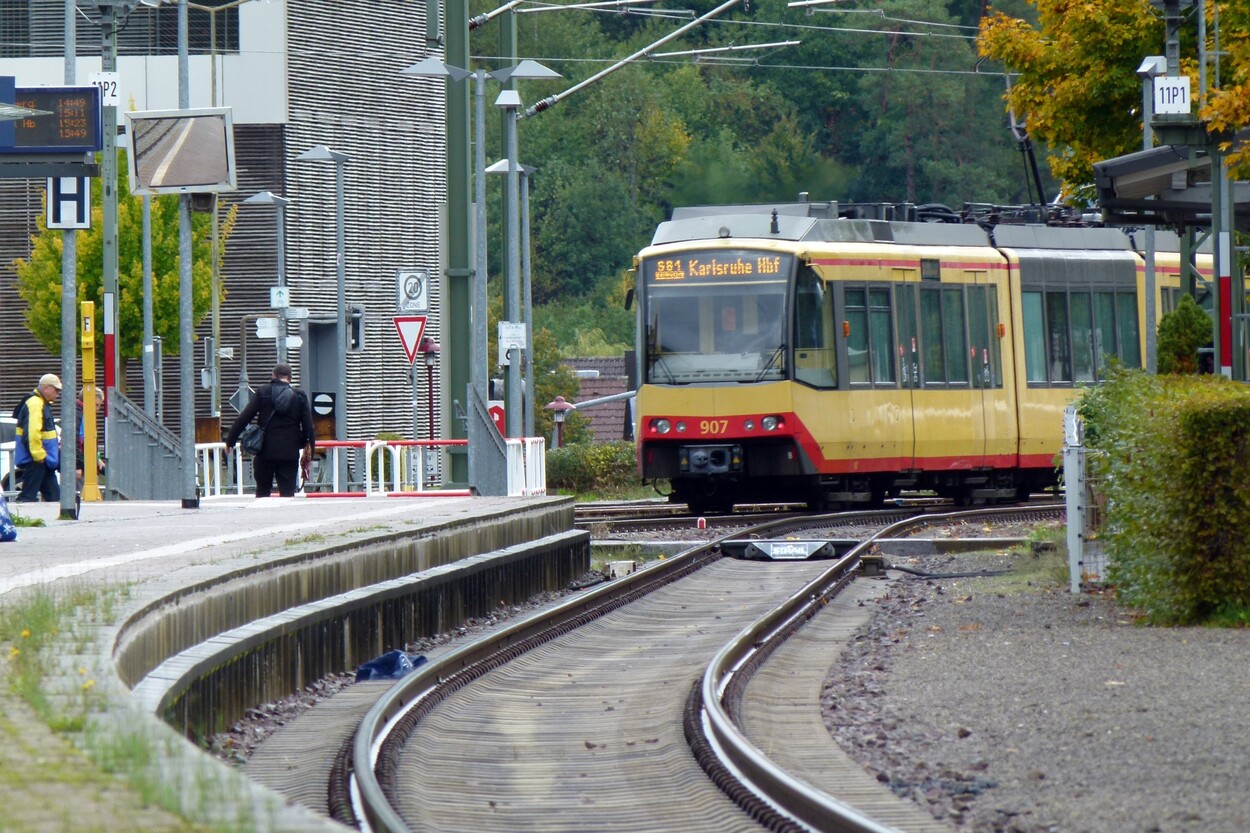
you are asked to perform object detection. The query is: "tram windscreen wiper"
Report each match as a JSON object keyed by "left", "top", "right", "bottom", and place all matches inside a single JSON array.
[
  {"left": 754, "top": 344, "right": 786, "bottom": 382},
  {"left": 650, "top": 353, "right": 677, "bottom": 384}
]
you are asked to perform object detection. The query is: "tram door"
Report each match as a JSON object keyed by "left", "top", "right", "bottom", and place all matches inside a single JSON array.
[{"left": 893, "top": 274, "right": 919, "bottom": 471}]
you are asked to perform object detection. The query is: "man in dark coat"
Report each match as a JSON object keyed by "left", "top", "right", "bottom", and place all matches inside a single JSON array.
[{"left": 225, "top": 364, "right": 316, "bottom": 497}]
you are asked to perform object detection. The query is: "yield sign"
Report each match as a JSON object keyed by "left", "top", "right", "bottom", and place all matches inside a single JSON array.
[{"left": 394, "top": 315, "right": 428, "bottom": 364}]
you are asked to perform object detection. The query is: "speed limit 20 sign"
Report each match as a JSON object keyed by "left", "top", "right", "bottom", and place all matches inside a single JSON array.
[{"left": 397, "top": 268, "right": 430, "bottom": 313}]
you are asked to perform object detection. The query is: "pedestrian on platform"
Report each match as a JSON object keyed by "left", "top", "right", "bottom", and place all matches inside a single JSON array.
[
  {"left": 14, "top": 373, "right": 62, "bottom": 503},
  {"left": 225, "top": 364, "right": 315, "bottom": 497},
  {"left": 75, "top": 388, "right": 106, "bottom": 491}
]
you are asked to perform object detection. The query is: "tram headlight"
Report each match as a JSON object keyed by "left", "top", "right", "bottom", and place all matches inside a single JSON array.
[
  {"left": 744, "top": 419, "right": 756, "bottom": 431},
  {"left": 762, "top": 415, "right": 781, "bottom": 431},
  {"left": 676, "top": 421, "right": 688, "bottom": 433},
  {"left": 652, "top": 419, "right": 671, "bottom": 435}
]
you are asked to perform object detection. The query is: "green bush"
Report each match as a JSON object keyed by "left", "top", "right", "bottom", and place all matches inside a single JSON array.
[
  {"left": 1157, "top": 295, "right": 1212, "bottom": 374},
  {"left": 1079, "top": 368, "right": 1250, "bottom": 623},
  {"left": 547, "top": 441, "right": 638, "bottom": 495}
]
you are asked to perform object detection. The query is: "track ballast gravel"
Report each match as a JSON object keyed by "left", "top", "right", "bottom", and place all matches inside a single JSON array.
[{"left": 823, "top": 549, "right": 1250, "bottom": 833}]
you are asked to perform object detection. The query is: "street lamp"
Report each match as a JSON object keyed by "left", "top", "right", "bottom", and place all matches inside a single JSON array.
[
  {"left": 417, "top": 336, "right": 441, "bottom": 443},
  {"left": 1138, "top": 55, "right": 1166, "bottom": 374},
  {"left": 486, "top": 158, "right": 538, "bottom": 437},
  {"left": 494, "top": 62, "right": 560, "bottom": 441},
  {"left": 242, "top": 191, "right": 291, "bottom": 364},
  {"left": 401, "top": 58, "right": 559, "bottom": 477},
  {"left": 296, "top": 144, "right": 349, "bottom": 485},
  {"left": 545, "top": 395, "right": 575, "bottom": 449}
]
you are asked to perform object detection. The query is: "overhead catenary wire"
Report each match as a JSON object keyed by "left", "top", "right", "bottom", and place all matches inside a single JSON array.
[{"left": 521, "top": 0, "right": 742, "bottom": 118}]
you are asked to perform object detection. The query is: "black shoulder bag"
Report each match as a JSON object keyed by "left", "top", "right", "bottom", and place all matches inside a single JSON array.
[{"left": 239, "top": 395, "right": 276, "bottom": 456}]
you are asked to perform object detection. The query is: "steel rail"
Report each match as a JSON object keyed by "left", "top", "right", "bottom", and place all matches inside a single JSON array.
[
  {"left": 350, "top": 524, "right": 738, "bottom": 830},
  {"left": 694, "top": 504, "right": 1062, "bottom": 833},
  {"left": 353, "top": 504, "right": 1058, "bottom": 831},
  {"left": 350, "top": 506, "right": 865, "bottom": 831}
]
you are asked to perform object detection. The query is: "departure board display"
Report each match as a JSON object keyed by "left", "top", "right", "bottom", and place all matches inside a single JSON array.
[
  {"left": 1, "top": 87, "right": 102, "bottom": 154},
  {"left": 645, "top": 250, "right": 793, "bottom": 284}
]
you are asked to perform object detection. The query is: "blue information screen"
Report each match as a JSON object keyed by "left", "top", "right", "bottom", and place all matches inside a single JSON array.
[{"left": 0, "top": 84, "right": 103, "bottom": 154}]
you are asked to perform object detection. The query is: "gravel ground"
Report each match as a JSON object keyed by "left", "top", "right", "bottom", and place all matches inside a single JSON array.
[{"left": 824, "top": 541, "right": 1250, "bottom": 833}]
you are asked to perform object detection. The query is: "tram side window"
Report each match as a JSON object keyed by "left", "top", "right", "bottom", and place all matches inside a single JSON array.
[
  {"left": 1022, "top": 291, "right": 1048, "bottom": 383},
  {"left": 920, "top": 289, "right": 945, "bottom": 383},
  {"left": 1046, "top": 291, "right": 1073, "bottom": 382},
  {"left": 1071, "top": 293, "right": 1095, "bottom": 382},
  {"left": 1093, "top": 292, "right": 1116, "bottom": 376},
  {"left": 967, "top": 285, "right": 1002, "bottom": 388},
  {"left": 1023, "top": 288, "right": 1140, "bottom": 386},
  {"left": 870, "top": 287, "right": 896, "bottom": 384},
  {"left": 794, "top": 270, "right": 836, "bottom": 389},
  {"left": 943, "top": 288, "right": 969, "bottom": 384},
  {"left": 846, "top": 288, "right": 871, "bottom": 384},
  {"left": 1116, "top": 291, "right": 1142, "bottom": 368},
  {"left": 844, "top": 285, "right": 895, "bottom": 386},
  {"left": 919, "top": 286, "right": 969, "bottom": 386}
]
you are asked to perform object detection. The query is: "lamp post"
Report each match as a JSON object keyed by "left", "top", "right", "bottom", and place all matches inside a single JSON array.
[
  {"left": 401, "top": 58, "right": 558, "bottom": 466},
  {"left": 486, "top": 158, "right": 538, "bottom": 437},
  {"left": 402, "top": 59, "right": 491, "bottom": 453},
  {"left": 296, "top": 145, "right": 349, "bottom": 483},
  {"left": 1137, "top": 55, "right": 1166, "bottom": 375},
  {"left": 545, "top": 395, "right": 574, "bottom": 449},
  {"left": 243, "top": 191, "right": 292, "bottom": 364},
  {"left": 417, "top": 336, "right": 441, "bottom": 443}
]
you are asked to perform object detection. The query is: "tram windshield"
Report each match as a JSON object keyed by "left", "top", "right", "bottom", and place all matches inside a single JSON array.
[{"left": 642, "top": 250, "right": 794, "bottom": 384}]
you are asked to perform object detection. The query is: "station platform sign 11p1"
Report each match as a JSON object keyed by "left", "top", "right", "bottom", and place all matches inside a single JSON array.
[{"left": 0, "top": 77, "right": 102, "bottom": 175}]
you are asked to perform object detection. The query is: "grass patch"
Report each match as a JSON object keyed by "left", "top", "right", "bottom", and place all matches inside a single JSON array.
[
  {"left": 971, "top": 523, "right": 1069, "bottom": 594},
  {"left": 0, "top": 584, "right": 254, "bottom": 831},
  {"left": 7, "top": 505, "right": 46, "bottom": 527},
  {"left": 283, "top": 532, "right": 327, "bottom": 547},
  {"left": 590, "top": 542, "right": 674, "bottom": 573}
]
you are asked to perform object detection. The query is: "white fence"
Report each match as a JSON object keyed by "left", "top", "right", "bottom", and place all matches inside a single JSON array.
[
  {"left": 196, "top": 436, "right": 546, "bottom": 499},
  {"left": 1063, "top": 405, "right": 1109, "bottom": 592}
]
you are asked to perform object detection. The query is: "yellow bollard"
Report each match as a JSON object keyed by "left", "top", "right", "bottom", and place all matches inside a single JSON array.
[{"left": 81, "top": 302, "right": 101, "bottom": 502}]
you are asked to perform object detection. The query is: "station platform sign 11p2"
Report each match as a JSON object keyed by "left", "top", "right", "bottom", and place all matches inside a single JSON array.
[{"left": 0, "top": 77, "right": 103, "bottom": 154}]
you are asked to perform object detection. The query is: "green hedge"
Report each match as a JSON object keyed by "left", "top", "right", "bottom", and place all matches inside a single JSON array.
[
  {"left": 1079, "top": 368, "right": 1250, "bottom": 623},
  {"left": 546, "top": 441, "right": 638, "bottom": 495}
]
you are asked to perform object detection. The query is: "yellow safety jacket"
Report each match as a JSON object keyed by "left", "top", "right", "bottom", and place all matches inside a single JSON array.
[{"left": 14, "top": 391, "right": 59, "bottom": 468}]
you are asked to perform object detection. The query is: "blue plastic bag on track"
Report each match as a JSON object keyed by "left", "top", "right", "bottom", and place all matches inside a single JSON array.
[
  {"left": 355, "top": 650, "right": 427, "bottom": 681},
  {"left": 0, "top": 494, "right": 16, "bottom": 542}
]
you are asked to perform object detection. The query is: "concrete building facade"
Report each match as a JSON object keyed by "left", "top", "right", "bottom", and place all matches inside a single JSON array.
[{"left": 1, "top": 0, "right": 448, "bottom": 450}]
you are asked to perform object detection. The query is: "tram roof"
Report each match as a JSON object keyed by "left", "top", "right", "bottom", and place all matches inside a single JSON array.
[{"left": 654, "top": 203, "right": 993, "bottom": 248}]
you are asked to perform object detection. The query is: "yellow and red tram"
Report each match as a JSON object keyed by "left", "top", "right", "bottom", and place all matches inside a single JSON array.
[{"left": 633, "top": 202, "right": 1202, "bottom": 513}]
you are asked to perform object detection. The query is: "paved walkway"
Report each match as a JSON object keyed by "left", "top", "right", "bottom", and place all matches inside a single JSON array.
[{"left": 0, "top": 493, "right": 552, "bottom": 833}]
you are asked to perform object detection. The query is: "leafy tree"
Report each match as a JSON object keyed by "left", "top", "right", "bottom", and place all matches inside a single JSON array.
[
  {"left": 978, "top": 0, "right": 1250, "bottom": 200},
  {"left": 1205, "top": 3, "right": 1250, "bottom": 169},
  {"left": 13, "top": 151, "right": 235, "bottom": 392},
  {"left": 535, "top": 270, "right": 634, "bottom": 356},
  {"left": 1157, "top": 294, "right": 1212, "bottom": 374}
]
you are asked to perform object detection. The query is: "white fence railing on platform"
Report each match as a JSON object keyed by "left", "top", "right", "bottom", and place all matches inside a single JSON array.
[
  {"left": 506, "top": 437, "right": 547, "bottom": 496},
  {"left": 195, "top": 436, "right": 546, "bottom": 498}
]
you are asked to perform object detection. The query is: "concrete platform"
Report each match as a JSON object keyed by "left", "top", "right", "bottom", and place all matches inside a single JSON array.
[
  {"left": 2, "top": 495, "right": 557, "bottom": 599},
  {"left": 0, "top": 493, "right": 575, "bottom": 833}
]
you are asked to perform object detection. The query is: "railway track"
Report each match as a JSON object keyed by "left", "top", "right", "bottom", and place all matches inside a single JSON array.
[{"left": 341, "top": 504, "right": 1061, "bottom": 833}]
